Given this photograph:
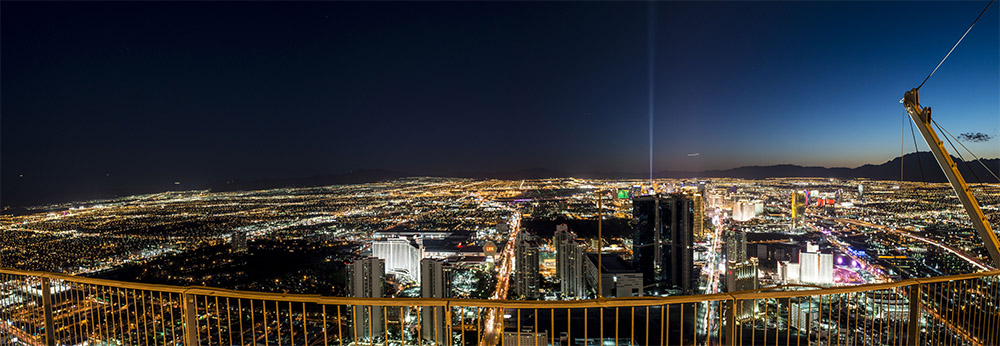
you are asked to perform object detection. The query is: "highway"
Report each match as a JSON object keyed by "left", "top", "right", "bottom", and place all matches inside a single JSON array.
[
  {"left": 480, "top": 210, "right": 521, "bottom": 346},
  {"left": 821, "top": 216, "right": 992, "bottom": 271},
  {"left": 701, "top": 210, "right": 724, "bottom": 342}
]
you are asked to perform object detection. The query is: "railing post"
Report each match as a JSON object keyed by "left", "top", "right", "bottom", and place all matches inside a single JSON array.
[
  {"left": 183, "top": 292, "right": 199, "bottom": 346},
  {"left": 908, "top": 283, "right": 921, "bottom": 346},
  {"left": 444, "top": 301, "right": 453, "bottom": 346},
  {"left": 41, "top": 277, "right": 56, "bottom": 346},
  {"left": 726, "top": 298, "right": 737, "bottom": 346}
]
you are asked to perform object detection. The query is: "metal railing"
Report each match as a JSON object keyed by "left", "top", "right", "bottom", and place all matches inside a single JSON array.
[{"left": 1, "top": 267, "right": 998, "bottom": 346}]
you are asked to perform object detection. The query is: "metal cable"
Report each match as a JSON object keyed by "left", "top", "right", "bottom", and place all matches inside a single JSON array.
[
  {"left": 932, "top": 119, "right": 1000, "bottom": 182},
  {"left": 902, "top": 110, "right": 907, "bottom": 182},
  {"left": 934, "top": 120, "right": 984, "bottom": 184},
  {"left": 909, "top": 118, "right": 927, "bottom": 182},
  {"left": 932, "top": 120, "right": 1000, "bottom": 218},
  {"left": 917, "top": 0, "right": 995, "bottom": 89}
]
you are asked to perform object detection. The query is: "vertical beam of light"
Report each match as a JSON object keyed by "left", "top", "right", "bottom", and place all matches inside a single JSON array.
[{"left": 648, "top": 0, "right": 656, "bottom": 186}]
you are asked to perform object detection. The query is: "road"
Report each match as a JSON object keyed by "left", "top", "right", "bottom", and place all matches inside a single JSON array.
[
  {"left": 920, "top": 300, "right": 985, "bottom": 346},
  {"left": 480, "top": 210, "right": 521, "bottom": 346},
  {"left": 701, "top": 210, "right": 724, "bottom": 342},
  {"left": 821, "top": 216, "right": 991, "bottom": 271}
]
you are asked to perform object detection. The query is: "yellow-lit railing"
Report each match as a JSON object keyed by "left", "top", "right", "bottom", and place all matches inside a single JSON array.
[{"left": 1, "top": 267, "right": 998, "bottom": 346}]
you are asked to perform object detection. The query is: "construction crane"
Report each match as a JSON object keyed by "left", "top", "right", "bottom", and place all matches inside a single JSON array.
[{"left": 902, "top": 88, "right": 1000, "bottom": 268}]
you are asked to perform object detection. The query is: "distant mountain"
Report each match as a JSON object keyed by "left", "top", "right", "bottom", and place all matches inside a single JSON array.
[
  {"left": 675, "top": 152, "right": 999, "bottom": 183},
  {"left": 443, "top": 152, "right": 999, "bottom": 183},
  {"left": 851, "top": 152, "right": 995, "bottom": 183}
]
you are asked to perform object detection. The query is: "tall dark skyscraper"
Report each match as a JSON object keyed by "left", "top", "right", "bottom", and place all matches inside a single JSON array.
[
  {"left": 554, "top": 224, "right": 585, "bottom": 299},
  {"left": 554, "top": 224, "right": 573, "bottom": 278},
  {"left": 420, "top": 258, "right": 451, "bottom": 344},
  {"left": 348, "top": 257, "right": 385, "bottom": 341},
  {"left": 722, "top": 230, "right": 758, "bottom": 322},
  {"left": 514, "top": 232, "right": 540, "bottom": 299},
  {"left": 632, "top": 194, "right": 696, "bottom": 294}
]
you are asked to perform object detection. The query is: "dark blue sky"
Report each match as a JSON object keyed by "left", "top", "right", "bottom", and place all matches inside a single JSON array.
[{"left": 2, "top": 1, "right": 998, "bottom": 206}]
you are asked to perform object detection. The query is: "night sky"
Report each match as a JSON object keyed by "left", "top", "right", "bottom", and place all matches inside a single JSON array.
[{"left": 2, "top": 1, "right": 998, "bottom": 207}]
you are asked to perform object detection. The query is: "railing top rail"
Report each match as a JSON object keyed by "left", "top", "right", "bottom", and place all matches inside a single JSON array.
[
  {"left": 1, "top": 267, "right": 191, "bottom": 294},
  {"left": 2, "top": 267, "right": 997, "bottom": 307}
]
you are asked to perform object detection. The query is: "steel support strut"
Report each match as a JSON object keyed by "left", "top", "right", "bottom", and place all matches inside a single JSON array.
[
  {"left": 902, "top": 88, "right": 1000, "bottom": 267},
  {"left": 908, "top": 284, "right": 921, "bottom": 345},
  {"left": 183, "top": 293, "right": 199, "bottom": 346},
  {"left": 42, "top": 278, "right": 56, "bottom": 346}
]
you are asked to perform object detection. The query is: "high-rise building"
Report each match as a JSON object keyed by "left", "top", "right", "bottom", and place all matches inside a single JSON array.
[
  {"left": 791, "top": 191, "right": 806, "bottom": 227},
  {"left": 799, "top": 250, "right": 834, "bottom": 285},
  {"left": 348, "top": 257, "right": 385, "bottom": 341},
  {"left": 724, "top": 230, "right": 748, "bottom": 263},
  {"left": 553, "top": 224, "right": 573, "bottom": 278},
  {"left": 779, "top": 245, "right": 833, "bottom": 285},
  {"left": 372, "top": 238, "right": 423, "bottom": 284},
  {"left": 693, "top": 194, "right": 704, "bottom": 239},
  {"left": 741, "top": 200, "right": 754, "bottom": 221},
  {"left": 554, "top": 226, "right": 586, "bottom": 299},
  {"left": 725, "top": 258, "right": 759, "bottom": 320},
  {"left": 420, "top": 258, "right": 451, "bottom": 344},
  {"left": 563, "top": 243, "right": 586, "bottom": 298},
  {"left": 514, "top": 232, "right": 540, "bottom": 299},
  {"left": 554, "top": 224, "right": 585, "bottom": 298},
  {"left": 733, "top": 199, "right": 763, "bottom": 222},
  {"left": 732, "top": 201, "right": 744, "bottom": 221},
  {"left": 632, "top": 194, "right": 696, "bottom": 294},
  {"left": 725, "top": 258, "right": 759, "bottom": 292},
  {"left": 231, "top": 231, "right": 247, "bottom": 253},
  {"left": 800, "top": 252, "right": 819, "bottom": 283},
  {"left": 677, "top": 187, "right": 705, "bottom": 239},
  {"left": 708, "top": 191, "right": 725, "bottom": 209},
  {"left": 820, "top": 253, "right": 834, "bottom": 283},
  {"left": 778, "top": 260, "right": 800, "bottom": 283}
]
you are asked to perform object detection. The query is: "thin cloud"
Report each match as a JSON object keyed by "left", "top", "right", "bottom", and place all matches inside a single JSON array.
[{"left": 958, "top": 132, "right": 993, "bottom": 142}]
